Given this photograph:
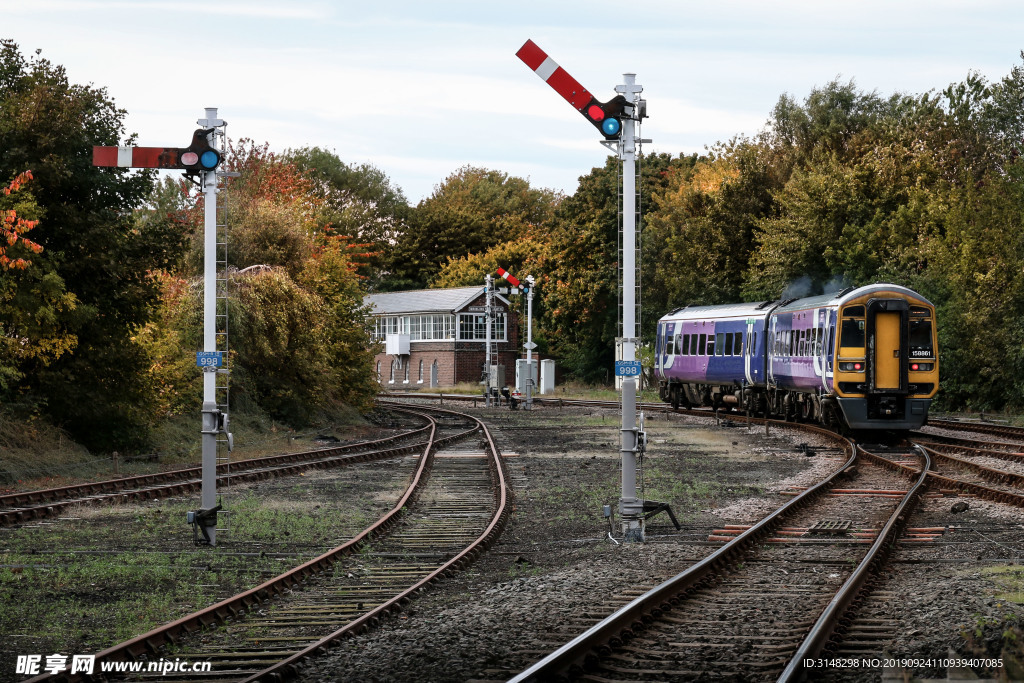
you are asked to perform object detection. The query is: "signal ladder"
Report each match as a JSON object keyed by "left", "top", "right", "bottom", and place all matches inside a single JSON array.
[{"left": 213, "top": 125, "right": 231, "bottom": 539}]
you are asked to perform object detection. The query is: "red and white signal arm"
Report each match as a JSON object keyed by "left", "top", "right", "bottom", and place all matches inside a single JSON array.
[
  {"left": 516, "top": 39, "right": 628, "bottom": 139},
  {"left": 92, "top": 146, "right": 183, "bottom": 168},
  {"left": 93, "top": 129, "right": 221, "bottom": 174},
  {"left": 496, "top": 267, "right": 521, "bottom": 288}
]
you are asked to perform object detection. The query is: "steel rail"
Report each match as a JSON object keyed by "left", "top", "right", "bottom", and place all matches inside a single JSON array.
[
  {"left": 26, "top": 406, "right": 461, "bottom": 683},
  {"left": 245, "top": 402, "right": 514, "bottom": 682},
  {"left": 508, "top": 424, "right": 856, "bottom": 683},
  {"left": 927, "top": 418, "right": 1024, "bottom": 441},
  {"left": 867, "top": 443, "right": 1024, "bottom": 509},
  {"left": 923, "top": 445, "right": 1024, "bottom": 489},
  {"left": 778, "top": 444, "right": 930, "bottom": 681},
  {"left": 913, "top": 437, "right": 1024, "bottom": 464},
  {"left": 0, "top": 410, "right": 432, "bottom": 525}
]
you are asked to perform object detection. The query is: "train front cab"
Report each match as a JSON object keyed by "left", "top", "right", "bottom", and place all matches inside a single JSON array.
[{"left": 833, "top": 292, "right": 938, "bottom": 430}]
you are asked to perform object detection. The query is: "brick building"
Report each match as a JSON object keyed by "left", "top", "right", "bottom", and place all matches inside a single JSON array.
[{"left": 365, "top": 286, "right": 522, "bottom": 389}]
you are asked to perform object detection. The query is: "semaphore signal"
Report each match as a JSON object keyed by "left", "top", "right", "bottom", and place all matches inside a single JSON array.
[
  {"left": 515, "top": 39, "right": 629, "bottom": 140},
  {"left": 93, "top": 128, "right": 221, "bottom": 175}
]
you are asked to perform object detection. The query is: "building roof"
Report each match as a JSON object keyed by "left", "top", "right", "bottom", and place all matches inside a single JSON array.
[{"left": 364, "top": 286, "right": 511, "bottom": 315}]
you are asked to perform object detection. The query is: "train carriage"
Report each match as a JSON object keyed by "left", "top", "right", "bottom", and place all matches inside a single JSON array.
[
  {"left": 656, "top": 283, "right": 939, "bottom": 431},
  {"left": 655, "top": 301, "right": 774, "bottom": 411}
]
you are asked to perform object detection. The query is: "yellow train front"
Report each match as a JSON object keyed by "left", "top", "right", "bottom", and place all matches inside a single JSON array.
[{"left": 814, "top": 284, "right": 939, "bottom": 430}]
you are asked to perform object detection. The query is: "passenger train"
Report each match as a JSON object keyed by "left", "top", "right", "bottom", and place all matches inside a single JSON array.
[{"left": 654, "top": 284, "right": 939, "bottom": 431}]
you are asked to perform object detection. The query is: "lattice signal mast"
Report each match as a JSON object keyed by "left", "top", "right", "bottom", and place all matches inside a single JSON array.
[{"left": 517, "top": 40, "right": 651, "bottom": 541}]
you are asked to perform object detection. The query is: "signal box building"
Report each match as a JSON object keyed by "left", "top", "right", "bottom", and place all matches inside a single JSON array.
[{"left": 365, "top": 286, "right": 522, "bottom": 388}]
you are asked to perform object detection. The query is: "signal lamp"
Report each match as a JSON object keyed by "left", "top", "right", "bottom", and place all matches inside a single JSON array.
[
  {"left": 583, "top": 94, "right": 629, "bottom": 140},
  {"left": 180, "top": 128, "right": 221, "bottom": 175}
]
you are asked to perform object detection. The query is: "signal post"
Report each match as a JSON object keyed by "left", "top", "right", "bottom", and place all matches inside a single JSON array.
[
  {"left": 517, "top": 41, "right": 650, "bottom": 541},
  {"left": 94, "top": 109, "right": 230, "bottom": 546}
]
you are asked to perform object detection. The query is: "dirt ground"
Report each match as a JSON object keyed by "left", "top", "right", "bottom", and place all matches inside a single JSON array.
[{"left": 296, "top": 403, "right": 1024, "bottom": 683}]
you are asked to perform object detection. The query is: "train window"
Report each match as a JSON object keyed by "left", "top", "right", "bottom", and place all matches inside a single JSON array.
[
  {"left": 843, "top": 305, "right": 865, "bottom": 317},
  {"left": 909, "top": 320, "right": 934, "bottom": 358},
  {"left": 752, "top": 332, "right": 757, "bottom": 355},
  {"left": 707, "top": 334, "right": 715, "bottom": 356},
  {"left": 840, "top": 318, "right": 866, "bottom": 348},
  {"left": 687, "top": 334, "right": 695, "bottom": 355},
  {"left": 734, "top": 333, "right": 742, "bottom": 356},
  {"left": 720, "top": 333, "right": 729, "bottom": 356},
  {"left": 698, "top": 333, "right": 707, "bottom": 356},
  {"left": 828, "top": 326, "right": 835, "bottom": 356}
]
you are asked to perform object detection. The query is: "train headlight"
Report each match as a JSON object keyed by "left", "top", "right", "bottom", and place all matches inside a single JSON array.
[
  {"left": 838, "top": 362, "right": 865, "bottom": 372},
  {"left": 910, "top": 362, "right": 934, "bottom": 371}
]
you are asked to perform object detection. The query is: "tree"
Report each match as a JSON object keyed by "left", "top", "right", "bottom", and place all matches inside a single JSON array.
[
  {"left": 0, "top": 40, "right": 166, "bottom": 450},
  {"left": 137, "top": 139, "right": 380, "bottom": 424},
  {"left": 0, "top": 170, "right": 78, "bottom": 392},
  {"left": 537, "top": 153, "right": 685, "bottom": 381},
  {"left": 388, "top": 166, "right": 558, "bottom": 289},
  {"left": 287, "top": 147, "right": 409, "bottom": 287}
]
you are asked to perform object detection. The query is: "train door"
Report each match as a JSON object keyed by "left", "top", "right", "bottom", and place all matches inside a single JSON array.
[
  {"left": 658, "top": 322, "right": 673, "bottom": 373},
  {"left": 867, "top": 299, "right": 908, "bottom": 393},
  {"left": 874, "top": 313, "right": 901, "bottom": 389},
  {"left": 744, "top": 319, "right": 755, "bottom": 385}
]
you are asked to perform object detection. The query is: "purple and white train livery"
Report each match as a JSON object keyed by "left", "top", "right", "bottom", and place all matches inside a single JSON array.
[{"left": 655, "top": 284, "right": 939, "bottom": 431}]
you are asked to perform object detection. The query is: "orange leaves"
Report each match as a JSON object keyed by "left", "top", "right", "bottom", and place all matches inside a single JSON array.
[{"left": 1, "top": 170, "right": 42, "bottom": 271}]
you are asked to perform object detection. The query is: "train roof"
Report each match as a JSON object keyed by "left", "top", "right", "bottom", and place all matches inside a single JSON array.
[
  {"left": 659, "top": 301, "right": 775, "bottom": 322},
  {"left": 659, "top": 284, "right": 933, "bottom": 323},
  {"left": 774, "top": 283, "right": 932, "bottom": 313}
]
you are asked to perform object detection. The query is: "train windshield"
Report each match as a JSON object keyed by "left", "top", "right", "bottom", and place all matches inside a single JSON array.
[
  {"left": 909, "top": 319, "right": 934, "bottom": 358},
  {"left": 839, "top": 318, "right": 865, "bottom": 349}
]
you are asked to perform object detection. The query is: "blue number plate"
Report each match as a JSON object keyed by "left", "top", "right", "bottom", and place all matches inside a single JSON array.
[
  {"left": 196, "top": 351, "right": 223, "bottom": 368},
  {"left": 614, "top": 360, "right": 642, "bottom": 377}
]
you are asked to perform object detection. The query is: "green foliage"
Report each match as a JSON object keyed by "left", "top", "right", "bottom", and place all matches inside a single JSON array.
[
  {"left": 229, "top": 268, "right": 336, "bottom": 424},
  {"left": 387, "top": 166, "right": 559, "bottom": 289},
  {"left": 135, "top": 142, "right": 380, "bottom": 427},
  {"left": 287, "top": 146, "right": 409, "bottom": 287},
  {"left": 0, "top": 40, "right": 168, "bottom": 451},
  {"left": 538, "top": 153, "right": 686, "bottom": 381}
]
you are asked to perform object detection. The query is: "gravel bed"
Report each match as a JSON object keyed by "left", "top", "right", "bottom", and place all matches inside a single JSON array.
[{"left": 291, "top": 406, "right": 1024, "bottom": 682}]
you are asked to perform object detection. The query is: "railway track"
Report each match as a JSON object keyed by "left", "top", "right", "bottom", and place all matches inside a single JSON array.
[
  {"left": 0, "top": 408, "right": 432, "bottom": 526},
  {"left": 505, "top": 433, "right": 928, "bottom": 682},
  {"left": 26, "top": 403, "right": 511, "bottom": 682}
]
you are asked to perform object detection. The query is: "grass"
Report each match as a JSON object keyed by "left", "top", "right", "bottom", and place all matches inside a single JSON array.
[
  {"left": 0, "top": 405, "right": 375, "bottom": 494},
  {"left": 981, "top": 565, "right": 1024, "bottom": 604},
  {"left": 0, "top": 464, "right": 410, "bottom": 661}
]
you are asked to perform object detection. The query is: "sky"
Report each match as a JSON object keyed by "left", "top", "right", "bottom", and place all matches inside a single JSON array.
[{"left": 3, "top": 1, "right": 1023, "bottom": 203}]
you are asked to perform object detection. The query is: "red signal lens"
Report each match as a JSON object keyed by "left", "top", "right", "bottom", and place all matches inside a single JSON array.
[
  {"left": 911, "top": 363, "right": 920, "bottom": 371},
  {"left": 854, "top": 363, "right": 862, "bottom": 371},
  {"left": 587, "top": 104, "right": 605, "bottom": 121}
]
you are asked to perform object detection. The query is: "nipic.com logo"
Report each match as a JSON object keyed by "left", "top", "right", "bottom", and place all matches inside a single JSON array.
[{"left": 15, "top": 653, "right": 213, "bottom": 677}]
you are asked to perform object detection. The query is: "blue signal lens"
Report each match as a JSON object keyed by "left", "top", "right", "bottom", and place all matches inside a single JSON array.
[
  {"left": 601, "top": 117, "right": 621, "bottom": 137},
  {"left": 199, "top": 150, "right": 220, "bottom": 169}
]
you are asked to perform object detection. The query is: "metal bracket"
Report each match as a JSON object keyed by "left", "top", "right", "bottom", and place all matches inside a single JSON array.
[{"left": 187, "top": 504, "right": 222, "bottom": 545}]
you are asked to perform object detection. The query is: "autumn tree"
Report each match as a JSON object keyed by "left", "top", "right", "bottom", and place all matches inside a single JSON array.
[
  {"left": 287, "top": 147, "right": 409, "bottom": 287},
  {"left": 138, "top": 140, "right": 379, "bottom": 425},
  {"left": 0, "top": 40, "right": 166, "bottom": 450},
  {"left": 537, "top": 153, "right": 686, "bottom": 381},
  {"left": 0, "top": 169, "right": 80, "bottom": 392},
  {"left": 388, "top": 166, "right": 558, "bottom": 290}
]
